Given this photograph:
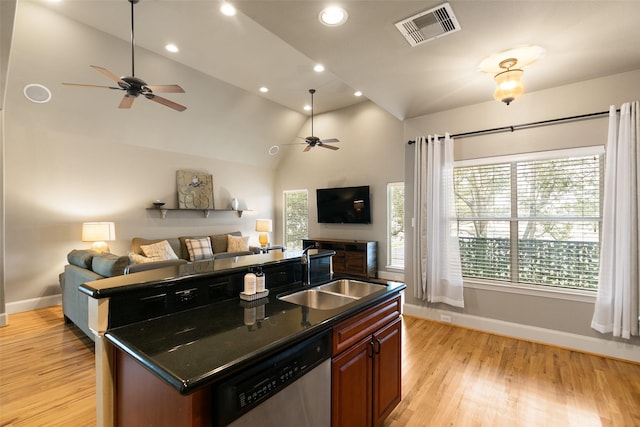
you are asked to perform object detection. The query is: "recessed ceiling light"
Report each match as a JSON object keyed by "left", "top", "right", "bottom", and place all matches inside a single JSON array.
[
  {"left": 24, "top": 84, "right": 52, "bottom": 103},
  {"left": 319, "top": 7, "right": 348, "bottom": 26},
  {"left": 165, "top": 43, "right": 179, "bottom": 53},
  {"left": 313, "top": 64, "right": 325, "bottom": 73},
  {"left": 268, "top": 145, "right": 280, "bottom": 155},
  {"left": 220, "top": 3, "right": 237, "bottom": 17},
  {"left": 259, "top": 86, "right": 269, "bottom": 93},
  {"left": 354, "top": 91, "right": 362, "bottom": 97},
  {"left": 304, "top": 105, "right": 312, "bottom": 111}
]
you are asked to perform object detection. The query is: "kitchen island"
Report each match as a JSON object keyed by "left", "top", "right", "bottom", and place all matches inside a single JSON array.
[{"left": 79, "top": 249, "right": 405, "bottom": 426}]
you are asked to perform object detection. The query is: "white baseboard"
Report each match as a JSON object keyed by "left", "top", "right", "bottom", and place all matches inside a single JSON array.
[
  {"left": 403, "top": 303, "right": 640, "bottom": 364},
  {"left": 6, "top": 294, "right": 62, "bottom": 315}
]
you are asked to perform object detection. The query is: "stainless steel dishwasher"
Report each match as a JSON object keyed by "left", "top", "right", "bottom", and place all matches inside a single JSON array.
[{"left": 212, "top": 330, "right": 332, "bottom": 427}]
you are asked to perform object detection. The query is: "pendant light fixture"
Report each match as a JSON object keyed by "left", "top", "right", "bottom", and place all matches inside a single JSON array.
[{"left": 493, "top": 58, "right": 524, "bottom": 105}]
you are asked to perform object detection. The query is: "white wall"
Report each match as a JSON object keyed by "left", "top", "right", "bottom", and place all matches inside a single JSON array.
[
  {"left": 0, "top": 0, "right": 17, "bottom": 324},
  {"left": 403, "top": 69, "right": 640, "bottom": 354},
  {"left": 1, "top": 1, "right": 307, "bottom": 312},
  {"left": 274, "top": 100, "right": 404, "bottom": 272}
]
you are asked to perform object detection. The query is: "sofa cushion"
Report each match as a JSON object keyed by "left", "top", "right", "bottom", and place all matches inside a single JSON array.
[
  {"left": 184, "top": 237, "right": 214, "bottom": 261},
  {"left": 129, "top": 253, "right": 167, "bottom": 264},
  {"left": 126, "top": 258, "right": 188, "bottom": 274},
  {"left": 67, "top": 249, "right": 98, "bottom": 269},
  {"left": 210, "top": 231, "right": 241, "bottom": 253},
  {"left": 91, "top": 253, "right": 129, "bottom": 277},
  {"left": 227, "top": 234, "right": 250, "bottom": 252},
  {"left": 140, "top": 240, "right": 179, "bottom": 260}
]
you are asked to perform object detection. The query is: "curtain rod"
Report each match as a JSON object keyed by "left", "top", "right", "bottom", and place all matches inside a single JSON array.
[{"left": 407, "top": 109, "right": 616, "bottom": 144}]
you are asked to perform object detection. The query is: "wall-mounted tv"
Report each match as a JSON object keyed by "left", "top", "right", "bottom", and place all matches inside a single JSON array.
[{"left": 316, "top": 185, "right": 371, "bottom": 224}]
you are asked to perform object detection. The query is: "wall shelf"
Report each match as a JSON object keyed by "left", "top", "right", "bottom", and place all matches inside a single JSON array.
[{"left": 146, "top": 208, "right": 250, "bottom": 218}]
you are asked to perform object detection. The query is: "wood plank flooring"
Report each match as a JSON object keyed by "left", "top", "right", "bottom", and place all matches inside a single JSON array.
[
  {"left": 385, "top": 316, "right": 640, "bottom": 427},
  {"left": 1, "top": 307, "right": 639, "bottom": 426},
  {"left": 0, "top": 307, "right": 95, "bottom": 426}
]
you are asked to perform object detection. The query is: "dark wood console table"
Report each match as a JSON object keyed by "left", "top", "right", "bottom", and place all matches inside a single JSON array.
[{"left": 303, "top": 238, "right": 377, "bottom": 279}]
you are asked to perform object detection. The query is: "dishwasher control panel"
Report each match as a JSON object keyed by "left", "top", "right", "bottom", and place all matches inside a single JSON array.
[{"left": 212, "top": 330, "right": 331, "bottom": 426}]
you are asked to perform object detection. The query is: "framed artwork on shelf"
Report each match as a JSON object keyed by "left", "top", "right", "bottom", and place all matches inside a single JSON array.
[{"left": 176, "top": 170, "right": 214, "bottom": 209}]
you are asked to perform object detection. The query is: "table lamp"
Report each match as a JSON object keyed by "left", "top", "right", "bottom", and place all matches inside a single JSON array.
[
  {"left": 255, "top": 219, "right": 272, "bottom": 247},
  {"left": 82, "top": 222, "right": 116, "bottom": 253}
]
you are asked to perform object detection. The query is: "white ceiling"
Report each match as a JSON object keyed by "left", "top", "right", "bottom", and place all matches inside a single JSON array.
[{"left": 37, "top": 0, "right": 640, "bottom": 119}]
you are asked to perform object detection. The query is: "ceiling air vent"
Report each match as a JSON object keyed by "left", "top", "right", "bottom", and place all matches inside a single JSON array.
[{"left": 394, "top": 2, "right": 461, "bottom": 47}]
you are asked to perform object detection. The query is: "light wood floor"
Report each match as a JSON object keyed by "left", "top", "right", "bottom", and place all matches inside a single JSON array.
[{"left": 1, "top": 307, "right": 639, "bottom": 426}]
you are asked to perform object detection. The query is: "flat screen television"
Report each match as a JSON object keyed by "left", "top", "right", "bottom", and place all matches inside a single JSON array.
[{"left": 316, "top": 185, "right": 371, "bottom": 224}]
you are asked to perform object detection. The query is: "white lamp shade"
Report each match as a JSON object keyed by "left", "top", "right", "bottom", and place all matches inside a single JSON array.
[
  {"left": 82, "top": 222, "right": 116, "bottom": 242},
  {"left": 255, "top": 219, "right": 273, "bottom": 232}
]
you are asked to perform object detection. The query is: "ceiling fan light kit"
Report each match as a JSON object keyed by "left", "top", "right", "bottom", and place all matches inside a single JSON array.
[{"left": 63, "top": 0, "right": 186, "bottom": 112}]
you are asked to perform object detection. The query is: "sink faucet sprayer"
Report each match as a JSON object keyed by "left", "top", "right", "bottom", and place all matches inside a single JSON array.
[{"left": 301, "top": 245, "right": 315, "bottom": 287}]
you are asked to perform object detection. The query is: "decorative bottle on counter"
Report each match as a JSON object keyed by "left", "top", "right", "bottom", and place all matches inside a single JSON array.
[
  {"left": 243, "top": 269, "right": 256, "bottom": 295},
  {"left": 255, "top": 267, "right": 265, "bottom": 293}
]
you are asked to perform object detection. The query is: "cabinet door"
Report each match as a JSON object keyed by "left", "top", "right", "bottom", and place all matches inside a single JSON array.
[
  {"left": 372, "top": 317, "right": 402, "bottom": 427},
  {"left": 332, "top": 336, "right": 373, "bottom": 427},
  {"left": 332, "top": 250, "right": 347, "bottom": 273},
  {"left": 346, "top": 252, "right": 366, "bottom": 275}
]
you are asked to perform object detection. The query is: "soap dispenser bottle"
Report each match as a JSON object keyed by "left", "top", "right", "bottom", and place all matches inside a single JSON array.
[
  {"left": 255, "top": 266, "right": 265, "bottom": 293},
  {"left": 244, "top": 268, "right": 256, "bottom": 295}
]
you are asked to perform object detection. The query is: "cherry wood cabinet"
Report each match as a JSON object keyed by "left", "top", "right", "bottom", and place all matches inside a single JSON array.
[
  {"left": 114, "top": 349, "right": 211, "bottom": 427},
  {"left": 331, "top": 296, "right": 402, "bottom": 427}
]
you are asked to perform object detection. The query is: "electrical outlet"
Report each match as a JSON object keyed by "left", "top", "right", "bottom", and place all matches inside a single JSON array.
[{"left": 440, "top": 314, "right": 452, "bottom": 323}]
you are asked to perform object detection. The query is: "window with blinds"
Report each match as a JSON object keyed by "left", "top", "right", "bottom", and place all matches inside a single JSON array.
[
  {"left": 283, "top": 190, "right": 308, "bottom": 250},
  {"left": 454, "top": 147, "right": 604, "bottom": 290},
  {"left": 387, "top": 182, "right": 405, "bottom": 269}
]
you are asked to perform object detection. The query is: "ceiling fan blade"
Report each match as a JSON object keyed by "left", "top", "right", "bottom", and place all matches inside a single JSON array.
[
  {"left": 119, "top": 94, "right": 135, "bottom": 109},
  {"left": 90, "top": 65, "right": 126, "bottom": 84},
  {"left": 303, "top": 145, "right": 312, "bottom": 152},
  {"left": 319, "top": 143, "right": 340, "bottom": 150},
  {"left": 319, "top": 138, "right": 339, "bottom": 144},
  {"left": 62, "top": 83, "right": 122, "bottom": 90},
  {"left": 145, "top": 84, "right": 185, "bottom": 93},
  {"left": 145, "top": 94, "right": 187, "bottom": 112}
]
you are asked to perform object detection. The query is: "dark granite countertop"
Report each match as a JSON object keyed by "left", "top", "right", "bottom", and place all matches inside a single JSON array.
[
  {"left": 80, "top": 249, "right": 331, "bottom": 298},
  {"left": 105, "top": 279, "right": 405, "bottom": 394}
]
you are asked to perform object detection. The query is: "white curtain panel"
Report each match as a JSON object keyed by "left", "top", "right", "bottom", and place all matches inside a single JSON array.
[
  {"left": 591, "top": 102, "right": 640, "bottom": 339},
  {"left": 412, "top": 134, "right": 464, "bottom": 308}
]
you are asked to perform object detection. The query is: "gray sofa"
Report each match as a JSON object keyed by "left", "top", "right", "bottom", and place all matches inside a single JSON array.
[{"left": 60, "top": 231, "right": 258, "bottom": 340}]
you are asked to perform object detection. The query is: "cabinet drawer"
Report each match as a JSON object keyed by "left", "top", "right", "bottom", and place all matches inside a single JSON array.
[{"left": 332, "top": 295, "right": 401, "bottom": 356}]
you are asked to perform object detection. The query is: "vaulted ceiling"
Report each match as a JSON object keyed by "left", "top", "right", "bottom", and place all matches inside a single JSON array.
[{"left": 35, "top": 0, "right": 640, "bottom": 119}]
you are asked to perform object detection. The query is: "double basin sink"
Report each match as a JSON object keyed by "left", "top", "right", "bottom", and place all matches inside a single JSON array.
[{"left": 278, "top": 279, "right": 387, "bottom": 310}]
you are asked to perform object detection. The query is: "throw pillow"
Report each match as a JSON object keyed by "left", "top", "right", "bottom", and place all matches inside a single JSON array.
[
  {"left": 140, "top": 240, "right": 179, "bottom": 260},
  {"left": 185, "top": 237, "right": 214, "bottom": 261},
  {"left": 211, "top": 231, "right": 241, "bottom": 253},
  {"left": 227, "top": 235, "right": 249, "bottom": 252}
]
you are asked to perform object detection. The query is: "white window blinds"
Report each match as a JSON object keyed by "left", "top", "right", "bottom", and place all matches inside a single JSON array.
[{"left": 454, "top": 148, "right": 603, "bottom": 290}]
